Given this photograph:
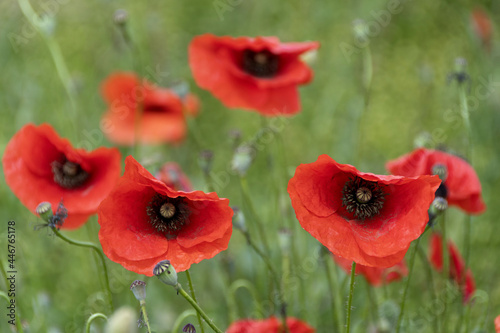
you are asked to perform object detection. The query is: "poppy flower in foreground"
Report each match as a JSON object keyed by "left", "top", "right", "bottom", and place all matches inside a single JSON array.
[
  {"left": 288, "top": 155, "right": 440, "bottom": 267},
  {"left": 156, "top": 162, "right": 193, "bottom": 192},
  {"left": 189, "top": 34, "right": 319, "bottom": 116},
  {"left": 2, "top": 124, "right": 121, "bottom": 229},
  {"left": 100, "top": 72, "right": 189, "bottom": 145},
  {"left": 97, "top": 156, "right": 233, "bottom": 275},
  {"left": 227, "top": 316, "right": 315, "bottom": 333},
  {"left": 333, "top": 254, "right": 407, "bottom": 286},
  {"left": 429, "top": 233, "right": 476, "bottom": 303},
  {"left": 386, "top": 148, "right": 486, "bottom": 214}
]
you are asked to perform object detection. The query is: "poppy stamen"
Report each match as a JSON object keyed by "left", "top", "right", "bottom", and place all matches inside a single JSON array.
[
  {"left": 52, "top": 158, "right": 89, "bottom": 189},
  {"left": 342, "top": 177, "right": 386, "bottom": 220},
  {"left": 147, "top": 194, "right": 190, "bottom": 237},
  {"left": 242, "top": 50, "right": 279, "bottom": 78}
]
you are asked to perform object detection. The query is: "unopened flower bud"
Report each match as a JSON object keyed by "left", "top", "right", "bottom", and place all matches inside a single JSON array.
[
  {"left": 113, "top": 9, "right": 128, "bottom": 25},
  {"left": 231, "top": 145, "right": 255, "bottom": 176},
  {"left": 130, "top": 280, "right": 147, "bottom": 301},
  {"left": 36, "top": 202, "right": 53, "bottom": 222},
  {"left": 198, "top": 150, "right": 214, "bottom": 175},
  {"left": 153, "top": 260, "right": 178, "bottom": 287},
  {"left": 352, "top": 19, "right": 369, "bottom": 43},
  {"left": 183, "top": 323, "right": 196, "bottom": 333},
  {"left": 231, "top": 207, "right": 246, "bottom": 232},
  {"left": 432, "top": 197, "right": 448, "bottom": 212}
]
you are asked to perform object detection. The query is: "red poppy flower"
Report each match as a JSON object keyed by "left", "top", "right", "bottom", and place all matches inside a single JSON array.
[
  {"left": 227, "top": 316, "right": 315, "bottom": 333},
  {"left": 288, "top": 155, "right": 440, "bottom": 268},
  {"left": 189, "top": 34, "right": 319, "bottom": 116},
  {"left": 386, "top": 148, "right": 486, "bottom": 214},
  {"left": 156, "top": 162, "right": 193, "bottom": 192},
  {"left": 470, "top": 8, "right": 492, "bottom": 53},
  {"left": 100, "top": 72, "right": 187, "bottom": 145},
  {"left": 97, "top": 156, "right": 233, "bottom": 275},
  {"left": 333, "top": 254, "right": 407, "bottom": 286},
  {"left": 428, "top": 233, "right": 476, "bottom": 303},
  {"left": 2, "top": 123, "right": 121, "bottom": 229},
  {"left": 495, "top": 315, "right": 500, "bottom": 332}
]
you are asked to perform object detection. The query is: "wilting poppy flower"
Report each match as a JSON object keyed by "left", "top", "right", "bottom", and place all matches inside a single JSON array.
[
  {"left": 97, "top": 156, "right": 233, "bottom": 275},
  {"left": 100, "top": 72, "right": 187, "bottom": 145},
  {"left": 189, "top": 34, "right": 319, "bottom": 116},
  {"left": 333, "top": 254, "right": 407, "bottom": 286},
  {"left": 386, "top": 148, "right": 486, "bottom": 214},
  {"left": 470, "top": 8, "right": 493, "bottom": 53},
  {"left": 2, "top": 123, "right": 121, "bottom": 229},
  {"left": 288, "top": 155, "right": 440, "bottom": 267},
  {"left": 495, "top": 315, "right": 500, "bottom": 332},
  {"left": 156, "top": 162, "right": 193, "bottom": 192},
  {"left": 227, "top": 316, "right": 315, "bottom": 333},
  {"left": 429, "top": 233, "right": 476, "bottom": 303}
]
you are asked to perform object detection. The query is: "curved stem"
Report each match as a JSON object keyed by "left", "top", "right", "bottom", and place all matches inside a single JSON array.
[
  {"left": 345, "top": 262, "right": 356, "bottom": 333},
  {"left": 395, "top": 236, "right": 422, "bottom": 332},
  {"left": 227, "top": 279, "right": 263, "bottom": 321},
  {"left": 175, "top": 283, "right": 224, "bottom": 333},
  {"left": 186, "top": 270, "right": 205, "bottom": 333},
  {"left": 140, "top": 300, "right": 152, "bottom": 333},
  {"left": 85, "top": 313, "right": 107, "bottom": 333},
  {"left": 171, "top": 309, "right": 198, "bottom": 332},
  {"left": 52, "top": 228, "right": 114, "bottom": 313}
]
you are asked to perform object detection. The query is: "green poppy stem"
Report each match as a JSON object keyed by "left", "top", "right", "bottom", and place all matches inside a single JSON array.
[
  {"left": 171, "top": 309, "right": 198, "bottom": 332},
  {"left": 85, "top": 313, "right": 107, "bottom": 333},
  {"left": 186, "top": 270, "right": 205, "bottom": 333},
  {"left": 0, "top": 289, "right": 23, "bottom": 332},
  {"left": 140, "top": 300, "right": 152, "bottom": 333},
  {"left": 52, "top": 228, "right": 114, "bottom": 313},
  {"left": 174, "top": 283, "right": 224, "bottom": 333},
  {"left": 395, "top": 236, "right": 422, "bottom": 332},
  {"left": 345, "top": 261, "right": 356, "bottom": 333}
]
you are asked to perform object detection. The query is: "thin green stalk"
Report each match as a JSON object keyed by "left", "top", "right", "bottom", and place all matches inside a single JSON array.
[
  {"left": 52, "top": 228, "right": 114, "bottom": 313},
  {"left": 395, "top": 236, "right": 422, "bottom": 333},
  {"left": 186, "top": 270, "right": 205, "bottom": 333},
  {"left": 171, "top": 310, "right": 198, "bottom": 332},
  {"left": 85, "top": 313, "right": 107, "bottom": 333},
  {"left": 0, "top": 290, "right": 23, "bottom": 333},
  {"left": 140, "top": 300, "right": 152, "bottom": 333},
  {"left": 441, "top": 212, "right": 448, "bottom": 332},
  {"left": 324, "top": 254, "right": 342, "bottom": 332},
  {"left": 175, "top": 283, "right": 224, "bottom": 333},
  {"left": 345, "top": 262, "right": 356, "bottom": 333},
  {"left": 240, "top": 176, "right": 270, "bottom": 253}
]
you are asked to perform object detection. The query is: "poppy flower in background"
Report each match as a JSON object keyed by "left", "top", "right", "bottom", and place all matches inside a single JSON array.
[
  {"left": 227, "top": 316, "right": 315, "bottom": 333},
  {"left": 333, "top": 254, "right": 408, "bottom": 286},
  {"left": 2, "top": 123, "right": 121, "bottom": 229},
  {"left": 100, "top": 72, "right": 189, "bottom": 145},
  {"left": 288, "top": 155, "right": 440, "bottom": 267},
  {"left": 470, "top": 8, "right": 493, "bottom": 53},
  {"left": 429, "top": 233, "right": 476, "bottom": 303},
  {"left": 386, "top": 148, "right": 486, "bottom": 214},
  {"left": 189, "top": 34, "right": 319, "bottom": 116},
  {"left": 97, "top": 156, "right": 233, "bottom": 276},
  {"left": 182, "top": 93, "right": 201, "bottom": 117},
  {"left": 156, "top": 162, "right": 193, "bottom": 192},
  {"left": 495, "top": 315, "right": 500, "bottom": 332}
]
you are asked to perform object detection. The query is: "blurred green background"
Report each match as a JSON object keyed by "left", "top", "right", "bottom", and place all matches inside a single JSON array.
[{"left": 1, "top": 0, "right": 499, "bottom": 332}]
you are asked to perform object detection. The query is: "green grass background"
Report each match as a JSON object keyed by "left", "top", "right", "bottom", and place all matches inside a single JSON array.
[{"left": 1, "top": 0, "right": 499, "bottom": 332}]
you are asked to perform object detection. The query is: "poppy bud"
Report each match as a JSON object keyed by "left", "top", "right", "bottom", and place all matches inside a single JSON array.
[
  {"left": 153, "top": 260, "right": 178, "bottom": 287},
  {"left": 231, "top": 207, "right": 246, "bottom": 232},
  {"left": 36, "top": 202, "right": 53, "bottom": 223},
  {"left": 431, "top": 197, "right": 448, "bottom": 213},
  {"left": 113, "top": 9, "right": 128, "bottom": 25},
  {"left": 130, "top": 280, "right": 147, "bottom": 302},
  {"left": 198, "top": 150, "right": 214, "bottom": 175},
  {"left": 183, "top": 323, "right": 196, "bottom": 333},
  {"left": 352, "top": 19, "right": 369, "bottom": 43},
  {"left": 231, "top": 145, "right": 255, "bottom": 176}
]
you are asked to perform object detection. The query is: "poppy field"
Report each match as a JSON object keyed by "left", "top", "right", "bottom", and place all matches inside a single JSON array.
[{"left": 1, "top": 0, "right": 500, "bottom": 332}]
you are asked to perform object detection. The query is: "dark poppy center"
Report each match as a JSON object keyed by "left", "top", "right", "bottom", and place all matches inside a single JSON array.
[
  {"left": 342, "top": 177, "right": 386, "bottom": 220},
  {"left": 52, "top": 158, "right": 89, "bottom": 189},
  {"left": 144, "top": 103, "right": 169, "bottom": 113},
  {"left": 146, "top": 194, "right": 190, "bottom": 238},
  {"left": 242, "top": 49, "right": 280, "bottom": 78}
]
